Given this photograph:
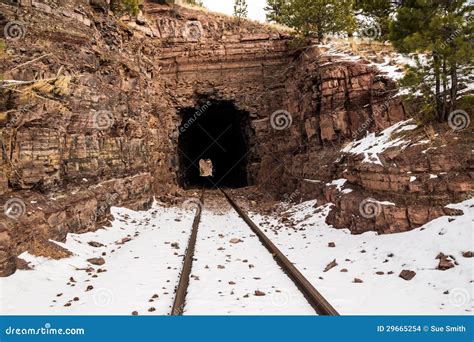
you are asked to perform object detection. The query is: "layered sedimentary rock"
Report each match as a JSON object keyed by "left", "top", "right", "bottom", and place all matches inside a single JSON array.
[
  {"left": 0, "top": 0, "right": 471, "bottom": 276},
  {"left": 0, "top": 0, "right": 169, "bottom": 275},
  {"left": 148, "top": 3, "right": 407, "bottom": 188},
  {"left": 323, "top": 128, "right": 473, "bottom": 234}
]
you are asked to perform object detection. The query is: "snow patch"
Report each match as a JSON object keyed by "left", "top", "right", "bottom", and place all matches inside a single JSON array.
[
  {"left": 251, "top": 197, "right": 474, "bottom": 315},
  {"left": 342, "top": 120, "right": 418, "bottom": 165},
  {"left": 326, "top": 178, "right": 347, "bottom": 191}
]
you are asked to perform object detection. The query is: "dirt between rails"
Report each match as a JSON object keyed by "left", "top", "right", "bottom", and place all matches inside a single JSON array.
[{"left": 176, "top": 186, "right": 283, "bottom": 216}]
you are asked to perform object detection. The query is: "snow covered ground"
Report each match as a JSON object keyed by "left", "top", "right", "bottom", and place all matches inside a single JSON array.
[
  {"left": 185, "top": 202, "right": 313, "bottom": 315},
  {"left": 0, "top": 205, "right": 195, "bottom": 315},
  {"left": 0, "top": 195, "right": 472, "bottom": 315},
  {"left": 250, "top": 199, "right": 474, "bottom": 315}
]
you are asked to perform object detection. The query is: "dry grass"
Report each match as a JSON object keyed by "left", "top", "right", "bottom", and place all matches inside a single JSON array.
[
  {"left": 8, "top": 75, "right": 72, "bottom": 102},
  {"left": 29, "top": 238, "right": 72, "bottom": 260},
  {"left": 423, "top": 125, "right": 436, "bottom": 141},
  {"left": 174, "top": 2, "right": 293, "bottom": 32},
  {"left": 53, "top": 76, "right": 72, "bottom": 96},
  {"left": 29, "top": 80, "right": 55, "bottom": 94},
  {"left": 0, "top": 39, "right": 5, "bottom": 54}
]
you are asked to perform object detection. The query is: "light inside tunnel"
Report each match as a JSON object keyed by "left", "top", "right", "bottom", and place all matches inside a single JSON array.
[{"left": 177, "top": 101, "right": 250, "bottom": 189}]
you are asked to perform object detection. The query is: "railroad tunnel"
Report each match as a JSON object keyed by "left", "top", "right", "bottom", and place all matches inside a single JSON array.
[{"left": 177, "top": 100, "right": 251, "bottom": 189}]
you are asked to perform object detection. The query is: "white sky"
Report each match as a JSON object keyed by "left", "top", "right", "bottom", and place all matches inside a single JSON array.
[{"left": 201, "top": 0, "right": 267, "bottom": 22}]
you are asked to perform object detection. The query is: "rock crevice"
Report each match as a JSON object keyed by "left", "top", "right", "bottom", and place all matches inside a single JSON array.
[{"left": 0, "top": 0, "right": 471, "bottom": 277}]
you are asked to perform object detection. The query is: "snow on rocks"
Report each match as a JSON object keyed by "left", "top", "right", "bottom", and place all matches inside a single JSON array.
[
  {"left": 0, "top": 203, "right": 195, "bottom": 315},
  {"left": 342, "top": 119, "right": 419, "bottom": 165},
  {"left": 1, "top": 192, "right": 472, "bottom": 316},
  {"left": 250, "top": 198, "right": 474, "bottom": 315},
  {"left": 326, "top": 179, "right": 348, "bottom": 191}
]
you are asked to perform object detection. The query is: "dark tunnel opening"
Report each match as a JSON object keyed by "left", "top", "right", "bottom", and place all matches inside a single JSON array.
[{"left": 177, "top": 101, "right": 250, "bottom": 189}]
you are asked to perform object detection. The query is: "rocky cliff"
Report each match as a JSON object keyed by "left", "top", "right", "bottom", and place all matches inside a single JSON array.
[{"left": 0, "top": 0, "right": 472, "bottom": 276}]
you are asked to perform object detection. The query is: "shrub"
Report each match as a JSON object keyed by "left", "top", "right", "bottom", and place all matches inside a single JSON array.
[{"left": 111, "top": 0, "right": 141, "bottom": 16}]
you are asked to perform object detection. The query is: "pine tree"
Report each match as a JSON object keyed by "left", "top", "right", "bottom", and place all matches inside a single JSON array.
[
  {"left": 354, "top": 0, "right": 399, "bottom": 40},
  {"left": 265, "top": 0, "right": 287, "bottom": 23},
  {"left": 233, "top": 0, "right": 248, "bottom": 25},
  {"left": 264, "top": 0, "right": 356, "bottom": 43},
  {"left": 110, "top": 0, "right": 141, "bottom": 16},
  {"left": 184, "top": 0, "right": 204, "bottom": 7},
  {"left": 390, "top": 0, "right": 474, "bottom": 122}
]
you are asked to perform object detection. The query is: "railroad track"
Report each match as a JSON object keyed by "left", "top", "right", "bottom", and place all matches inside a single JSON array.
[{"left": 171, "top": 187, "right": 339, "bottom": 316}]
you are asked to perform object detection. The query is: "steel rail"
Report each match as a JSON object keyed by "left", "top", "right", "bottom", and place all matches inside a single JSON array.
[
  {"left": 171, "top": 189, "right": 205, "bottom": 315},
  {"left": 219, "top": 187, "right": 339, "bottom": 316}
]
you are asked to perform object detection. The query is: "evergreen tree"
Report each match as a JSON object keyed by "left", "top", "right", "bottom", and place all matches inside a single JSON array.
[
  {"left": 390, "top": 0, "right": 473, "bottom": 121},
  {"left": 110, "top": 0, "right": 140, "bottom": 16},
  {"left": 354, "top": 0, "right": 399, "bottom": 40},
  {"left": 264, "top": 0, "right": 356, "bottom": 42},
  {"left": 184, "top": 0, "right": 204, "bottom": 7},
  {"left": 265, "top": 0, "right": 287, "bottom": 23},
  {"left": 234, "top": 0, "right": 249, "bottom": 25}
]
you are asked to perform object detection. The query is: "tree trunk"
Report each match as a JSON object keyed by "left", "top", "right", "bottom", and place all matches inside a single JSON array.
[
  {"left": 442, "top": 59, "right": 448, "bottom": 121},
  {"left": 317, "top": 31, "right": 324, "bottom": 43},
  {"left": 316, "top": 21, "right": 323, "bottom": 43},
  {"left": 433, "top": 54, "right": 443, "bottom": 121},
  {"left": 449, "top": 62, "right": 458, "bottom": 114}
]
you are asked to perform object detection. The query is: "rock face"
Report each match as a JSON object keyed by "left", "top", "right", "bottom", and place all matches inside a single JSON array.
[
  {"left": 0, "top": 0, "right": 167, "bottom": 275},
  {"left": 149, "top": 3, "right": 409, "bottom": 193},
  {"left": 0, "top": 0, "right": 471, "bottom": 276},
  {"left": 324, "top": 130, "right": 472, "bottom": 234}
]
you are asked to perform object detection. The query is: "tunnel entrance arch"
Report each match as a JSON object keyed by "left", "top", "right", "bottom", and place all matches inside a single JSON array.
[{"left": 177, "top": 100, "right": 251, "bottom": 189}]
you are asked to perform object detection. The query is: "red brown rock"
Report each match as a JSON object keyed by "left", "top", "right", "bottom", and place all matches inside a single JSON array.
[
  {"left": 88, "top": 241, "right": 105, "bottom": 248},
  {"left": 462, "top": 251, "right": 473, "bottom": 258},
  {"left": 399, "top": 270, "right": 416, "bottom": 281},
  {"left": 436, "top": 253, "right": 455, "bottom": 271},
  {"left": 0, "top": 0, "right": 471, "bottom": 277},
  {"left": 87, "top": 257, "right": 105, "bottom": 266},
  {"left": 323, "top": 259, "right": 338, "bottom": 272}
]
